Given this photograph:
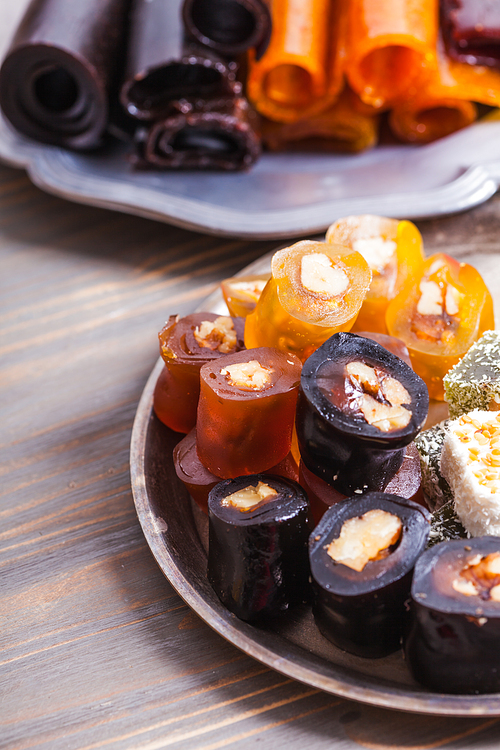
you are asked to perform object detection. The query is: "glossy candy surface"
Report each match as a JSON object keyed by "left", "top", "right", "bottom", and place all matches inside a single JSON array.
[
  {"left": 296, "top": 332, "right": 429, "bottom": 495},
  {"left": 196, "top": 346, "right": 302, "bottom": 478},
  {"left": 154, "top": 312, "right": 245, "bottom": 433},
  {"left": 208, "top": 474, "right": 312, "bottom": 620},
  {"left": 220, "top": 273, "right": 270, "bottom": 317},
  {"left": 309, "top": 493, "right": 430, "bottom": 657},
  {"left": 300, "top": 443, "right": 423, "bottom": 525},
  {"left": 244, "top": 240, "right": 371, "bottom": 362},
  {"left": 386, "top": 253, "right": 494, "bottom": 400},
  {"left": 174, "top": 428, "right": 300, "bottom": 513},
  {"left": 405, "top": 538, "right": 500, "bottom": 694},
  {"left": 326, "top": 215, "right": 424, "bottom": 335}
]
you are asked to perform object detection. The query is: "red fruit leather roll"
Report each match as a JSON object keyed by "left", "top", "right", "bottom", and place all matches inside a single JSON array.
[
  {"left": 0, "top": 0, "right": 130, "bottom": 149},
  {"left": 182, "top": 0, "right": 272, "bottom": 60},
  {"left": 441, "top": 0, "right": 500, "bottom": 69},
  {"left": 120, "top": 0, "right": 238, "bottom": 121},
  {"left": 136, "top": 96, "right": 261, "bottom": 171},
  {"left": 196, "top": 347, "right": 302, "bottom": 479},
  {"left": 154, "top": 313, "right": 245, "bottom": 434}
]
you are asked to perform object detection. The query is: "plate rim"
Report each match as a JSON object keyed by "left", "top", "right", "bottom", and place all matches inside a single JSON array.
[{"left": 2, "top": 112, "right": 500, "bottom": 240}]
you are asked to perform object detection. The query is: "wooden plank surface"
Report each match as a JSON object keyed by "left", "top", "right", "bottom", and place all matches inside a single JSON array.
[{"left": 3, "top": 161, "right": 500, "bottom": 749}]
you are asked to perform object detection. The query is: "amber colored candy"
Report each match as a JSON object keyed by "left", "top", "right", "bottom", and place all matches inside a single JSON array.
[
  {"left": 389, "top": 36, "right": 500, "bottom": 144},
  {"left": 154, "top": 312, "right": 245, "bottom": 433},
  {"left": 246, "top": 0, "right": 346, "bottom": 123},
  {"left": 386, "top": 253, "right": 495, "bottom": 400},
  {"left": 326, "top": 215, "right": 424, "bottom": 335},
  {"left": 261, "top": 87, "right": 379, "bottom": 154},
  {"left": 346, "top": 0, "right": 438, "bottom": 111},
  {"left": 196, "top": 347, "right": 302, "bottom": 478},
  {"left": 220, "top": 273, "right": 270, "bottom": 317},
  {"left": 244, "top": 240, "right": 371, "bottom": 362}
]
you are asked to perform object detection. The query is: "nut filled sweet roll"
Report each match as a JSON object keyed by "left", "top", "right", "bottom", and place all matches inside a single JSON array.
[
  {"left": 296, "top": 331, "right": 428, "bottom": 495},
  {"left": 154, "top": 312, "right": 245, "bottom": 433},
  {"left": 244, "top": 240, "right": 371, "bottom": 362},
  {"left": 196, "top": 346, "right": 302, "bottom": 478}
]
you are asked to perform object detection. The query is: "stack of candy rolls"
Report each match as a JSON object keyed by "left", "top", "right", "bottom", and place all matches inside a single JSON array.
[{"left": 122, "top": 0, "right": 265, "bottom": 170}]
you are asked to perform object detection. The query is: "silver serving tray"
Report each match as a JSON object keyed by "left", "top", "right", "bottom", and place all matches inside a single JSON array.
[
  {"left": 130, "top": 252, "right": 500, "bottom": 716},
  {"left": 2, "top": 2, "right": 500, "bottom": 239}
]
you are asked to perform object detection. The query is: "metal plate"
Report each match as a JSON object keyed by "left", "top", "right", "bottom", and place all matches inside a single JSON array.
[
  {"left": 2, "top": 2, "right": 500, "bottom": 239},
  {"left": 130, "top": 251, "right": 500, "bottom": 717}
]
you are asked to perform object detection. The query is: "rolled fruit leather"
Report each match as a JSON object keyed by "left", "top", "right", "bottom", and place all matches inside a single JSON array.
[
  {"left": 154, "top": 312, "right": 245, "bottom": 434},
  {"left": 441, "top": 0, "right": 500, "bottom": 70},
  {"left": 309, "top": 493, "right": 430, "bottom": 657},
  {"left": 182, "top": 0, "right": 272, "bottom": 60},
  {"left": 196, "top": 347, "right": 302, "bottom": 479},
  {"left": 296, "top": 332, "right": 429, "bottom": 495},
  {"left": 389, "top": 35, "right": 500, "bottom": 144},
  {"left": 0, "top": 0, "right": 130, "bottom": 149},
  {"left": 345, "top": 0, "right": 438, "bottom": 111},
  {"left": 221, "top": 273, "right": 270, "bottom": 318},
  {"left": 135, "top": 96, "right": 261, "bottom": 170},
  {"left": 326, "top": 215, "right": 425, "bottom": 335},
  {"left": 246, "top": 0, "right": 347, "bottom": 123},
  {"left": 261, "top": 86, "right": 379, "bottom": 154},
  {"left": 244, "top": 240, "right": 372, "bottom": 362},
  {"left": 405, "top": 538, "right": 500, "bottom": 694},
  {"left": 208, "top": 474, "right": 312, "bottom": 621},
  {"left": 120, "top": 0, "right": 238, "bottom": 122},
  {"left": 385, "top": 252, "right": 495, "bottom": 400}
]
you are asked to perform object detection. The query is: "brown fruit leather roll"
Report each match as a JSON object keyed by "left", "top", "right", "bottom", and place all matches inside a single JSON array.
[
  {"left": 182, "top": 0, "right": 272, "bottom": 59},
  {"left": 0, "top": 0, "right": 130, "bottom": 150},
  {"left": 121, "top": 0, "right": 239, "bottom": 121},
  {"left": 136, "top": 96, "right": 261, "bottom": 170},
  {"left": 441, "top": 0, "right": 500, "bottom": 69}
]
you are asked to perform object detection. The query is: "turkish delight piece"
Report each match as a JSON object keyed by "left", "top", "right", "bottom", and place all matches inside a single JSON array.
[{"left": 444, "top": 330, "right": 500, "bottom": 418}]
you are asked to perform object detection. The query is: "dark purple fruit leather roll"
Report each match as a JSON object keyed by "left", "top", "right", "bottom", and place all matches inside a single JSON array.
[
  {"left": 441, "top": 0, "right": 500, "bottom": 69},
  {"left": 182, "top": 0, "right": 272, "bottom": 59},
  {"left": 135, "top": 96, "right": 261, "bottom": 170},
  {"left": 0, "top": 0, "right": 130, "bottom": 150},
  {"left": 121, "top": 0, "right": 239, "bottom": 122}
]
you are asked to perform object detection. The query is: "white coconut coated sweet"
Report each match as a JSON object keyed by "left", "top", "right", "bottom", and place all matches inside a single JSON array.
[{"left": 441, "top": 409, "right": 500, "bottom": 536}]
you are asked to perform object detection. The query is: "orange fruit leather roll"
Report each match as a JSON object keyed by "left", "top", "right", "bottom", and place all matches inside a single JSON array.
[
  {"left": 346, "top": 0, "right": 438, "bottom": 111},
  {"left": 220, "top": 273, "right": 270, "bottom": 317},
  {"left": 389, "top": 37, "right": 500, "bottom": 144},
  {"left": 326, "top": 215, "right": 425, "bottom": 335},
  {"left": 385, "top": 253, "right": 495, "bottom": 400},
  {"left": 260, "top": 86, "right": 379, "bottom": 153},
  {"left": 244, "top": 240, "right": 372, "bottom": 362},
  {"left": 246, "top": 0, "right": 346, "bottom": 123}
]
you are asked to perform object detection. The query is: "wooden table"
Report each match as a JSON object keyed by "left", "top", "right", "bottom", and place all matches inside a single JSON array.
[{"left": 3, "top": 161, "right": 500, "bottom": 749}]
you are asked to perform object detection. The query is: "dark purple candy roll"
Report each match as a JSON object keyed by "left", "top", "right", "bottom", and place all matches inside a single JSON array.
[
  {"left": 296, "top": 332, "right": 429, "bottom": 496},
  {"left": 441, "top": 0, "right": 500, "bottom": 69},
  {"left": 136, "top": 96, "right": 261, "bottom": 170},
  {"left": 120, "top": 0, "right": 239, "bottom": 121},
  {"left": 0, "top": 0, "right": 130, "bottom": 149},
  {"left": 405, "top": 537, "right": 500, "bottom": 694},
  {"left": 208, "top": 474, "right": 312, "bottom": 621},
  {"left": 182, "top": 0, "right": 272, "bottom": 60},
  {"left": 309, "top": 493, "right": 430, "bottom": 658}
]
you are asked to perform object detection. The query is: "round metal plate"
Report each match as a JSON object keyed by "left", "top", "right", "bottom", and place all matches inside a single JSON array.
[{"left": 130, "top": 252, "right": 500, "bottom": 717}]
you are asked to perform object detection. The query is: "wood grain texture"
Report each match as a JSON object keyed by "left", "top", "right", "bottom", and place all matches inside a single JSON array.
[{"left": 3, "top": 160, "right": 500, "bottom": 748}]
